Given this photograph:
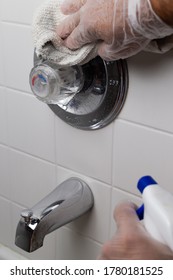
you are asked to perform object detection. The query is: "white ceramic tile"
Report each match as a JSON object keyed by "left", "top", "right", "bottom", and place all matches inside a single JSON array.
[
  {"left": 11, "top": 202, "right": 56, "bottom": 259},
  {"left": 55, "top": 227, "right": 101, "bottom": 260},
  {"left": 2, "top": 23, "right": 33, "bottom": 92},
  {"left": 1, "top": 0, "right": 43, "bottom": 25},
  {"left": 0, "top": 1, "right": 2, "bottom": 19},
  {"left": 6, "top": 88, "right": 56, "bottom": 162},
  {"left": 55, "top": 117, "right": 113, "bottom": 184},
  {"left": 56, "top": 166, "right": 112, "bottom": 243},
  {"left": 110, "top": 188, "right": 142, "bottom": 237},
  {"left": 113, "top": 120, "right": 173, "bottom": 195},
  {"left": 119, "top": 50, "right": 173, "bottom": 133},
  {"left": 0, "top": 87, "right": 7, "bottom": 144},
  {"left": 0, "top": 23, "right": 4, "bottom": 85},
  {"left": 0, "top": 145, "right": 10, "bottom": 199},
  {"left": 0, "top": 197, "right": 11, "bottom": 247},
  {"left": 0, "top": 244, "right": 27, "bottom": 260},
  {"left": 8, "top": 149, "right": 57, "bottom": 207}
]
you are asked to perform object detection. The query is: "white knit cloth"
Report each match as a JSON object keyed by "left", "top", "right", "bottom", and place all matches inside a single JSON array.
[{"left": 32, "top": 0, "right": 98, "bottom": 66}]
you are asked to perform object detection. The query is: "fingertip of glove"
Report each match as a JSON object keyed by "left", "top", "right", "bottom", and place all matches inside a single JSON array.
[{"left": 113, "top": 201, "right": 138, "bottom": 223}]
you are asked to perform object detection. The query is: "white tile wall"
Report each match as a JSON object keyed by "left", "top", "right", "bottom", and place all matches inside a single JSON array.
[
  {"left": 0, "top": 145, "right": 9, "bottom": 199},
  {"left": 0, "top": 0, "right": 173, "bottom": 260},
  {"left": 113, "top": 120, "right": 173, "bottom": 195},
  {"left": 0, "top": 24, "right": 4, "bottom": 85},
  {"left": 2, "top": 23, "right": 33, "bottom": 92},
  {"left": 55, "top": 227, "right": 101, "bottom": 260},
  {"left": 1, "top": 0, "right": 43, "bottom": 25},
  {"left": 55, "top": 117, "right": 113, "bottom": 184},
  {"left": 8, "top": 149, "right": 57, "bottom": 207},
  {"left": 120, "top": 52, "right": 173, "bottom": 133},
  {"left": 0, "top": 5, "right": 3, "bottom": 85},
  {"left": 0, "top": 197, "right": 11, "bottom": 247},
  {"left": 6, "top": 88, "right": 56, "bottom": 162},
  {"left": 0, "top": 87, "right": 7, "bottom": 144}
]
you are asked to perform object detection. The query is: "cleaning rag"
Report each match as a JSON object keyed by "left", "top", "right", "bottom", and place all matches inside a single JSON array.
[{"left": 32, "top": 0, "right": 98, "bottom": 66}]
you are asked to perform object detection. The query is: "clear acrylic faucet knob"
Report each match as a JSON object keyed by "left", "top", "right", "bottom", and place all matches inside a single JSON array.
[
  {"left": 29, "top": 62, "right": 84, "bottom": 106},
  {"left": 30, "top": 64, "right": 59, "bottom": 100}
]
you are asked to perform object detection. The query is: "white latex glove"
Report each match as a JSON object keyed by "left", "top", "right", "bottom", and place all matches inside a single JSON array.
[
  {"left": 98, "top": 202, "right": 173, "bottom": 259},
  {"left": 57, "top": 0, "right": 173, "bottom": 60}
]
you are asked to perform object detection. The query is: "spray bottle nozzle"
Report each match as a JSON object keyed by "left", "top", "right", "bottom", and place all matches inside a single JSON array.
[{"left": 137, "top": 175, "right": 157, "bottom": 194}]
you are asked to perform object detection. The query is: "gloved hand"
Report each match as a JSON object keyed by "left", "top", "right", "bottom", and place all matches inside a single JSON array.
[
  {"left": 57, "top": 0, "right": 173, "bottom": 60},
  {"left": 98, "top": 202, "right": 173, "bottom": 259}
]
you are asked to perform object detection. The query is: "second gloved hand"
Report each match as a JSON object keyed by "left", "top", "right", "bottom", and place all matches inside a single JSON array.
[
  {"left": 98, "top": 202, "right": 173, "bottom": 259},
  {"left": 57, "top": 0, "right": 173, "bottom": 61}
]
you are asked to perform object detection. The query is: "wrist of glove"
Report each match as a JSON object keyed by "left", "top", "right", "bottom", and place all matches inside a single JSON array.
[
  {"left": 105, "top": 0, "right": 173, "bottom": 60},
  {"left": 127, "top": 0, "right": 173, "bottom": 40}
]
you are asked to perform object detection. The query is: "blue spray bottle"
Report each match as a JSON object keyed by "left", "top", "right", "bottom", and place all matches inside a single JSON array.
[{"left": 136, "top": 175, "right": 173, "bottom": 250}]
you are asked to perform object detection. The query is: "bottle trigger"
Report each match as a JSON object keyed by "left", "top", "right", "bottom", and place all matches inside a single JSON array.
[{"left": 136, "top": 204, "right": 144, "bottom": 220}]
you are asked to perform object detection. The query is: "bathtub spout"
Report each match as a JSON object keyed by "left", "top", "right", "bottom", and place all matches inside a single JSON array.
[{"left": 15, "top": 178, "right": 94, "bottom": 252}]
